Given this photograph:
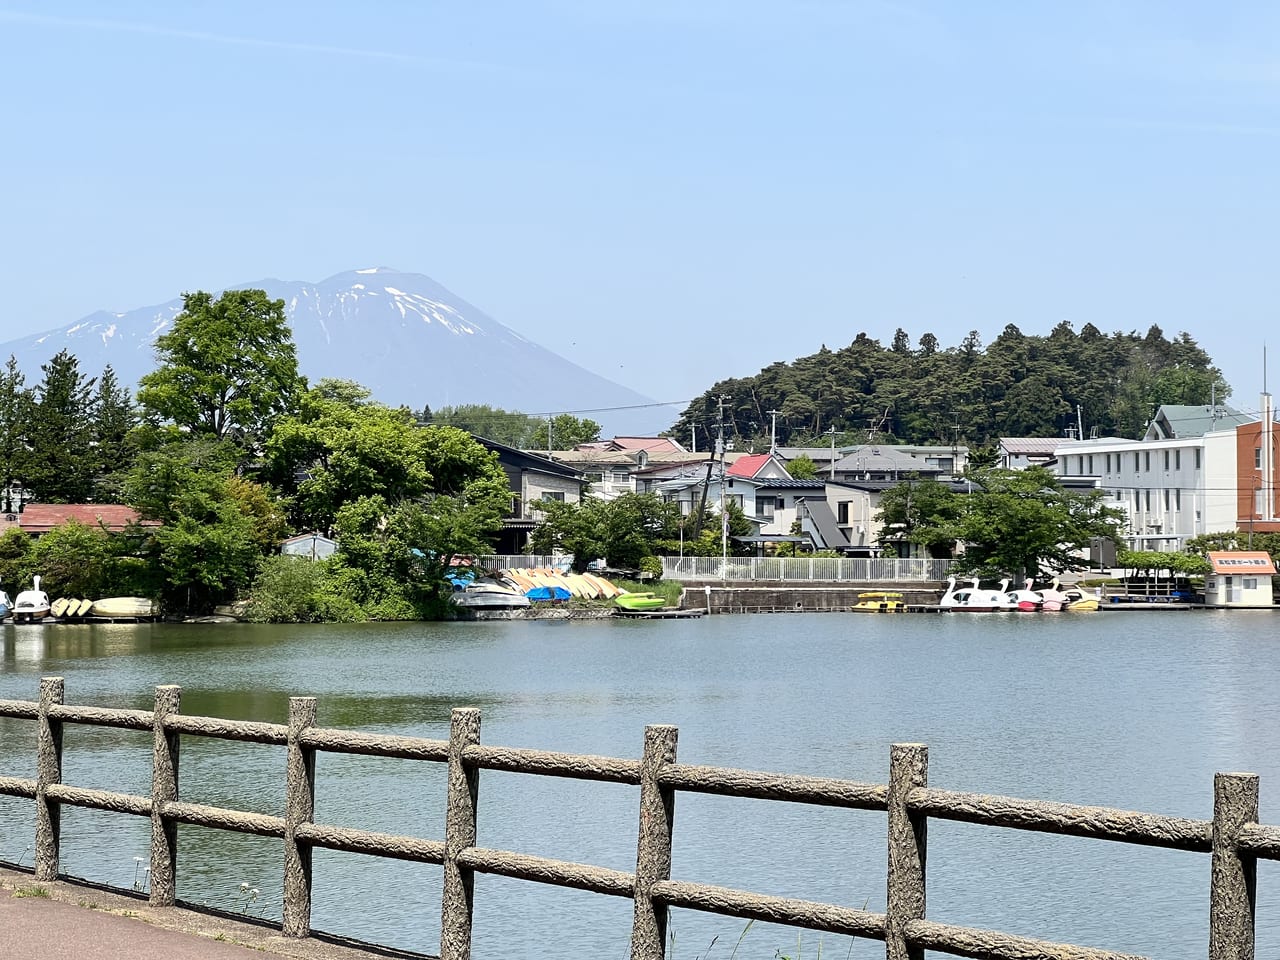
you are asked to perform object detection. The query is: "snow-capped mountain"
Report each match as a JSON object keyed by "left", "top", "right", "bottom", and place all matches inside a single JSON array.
[{"left": 2, "top": 268, "right": 670, "bottom": 435}]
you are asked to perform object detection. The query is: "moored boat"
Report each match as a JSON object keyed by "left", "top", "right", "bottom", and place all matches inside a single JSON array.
[
  {"left": 451, "top": 582, "right": 531, "bottom": 609},
  {"left": 851, "top": 591, "right": 906, "bottom": 613},
  {"left": 12, "top": 576, "right": 51, "bottom": 623},
  {"left": 89, "top": 597, "right": 156, "bottom": 618},
  {"left": 939, "top": 576, "right": 1019, "bottom": 612},
  {"left": 615, "top": 591, "right": 667, "bottom": 611}
]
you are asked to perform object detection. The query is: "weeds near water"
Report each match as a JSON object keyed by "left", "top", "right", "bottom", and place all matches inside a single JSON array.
[
  {"left": 130, "top": 856, "right": 152, "bottom": 894},
  {"left": 13, "top": 884, "right": 50, "bottom": 898}
]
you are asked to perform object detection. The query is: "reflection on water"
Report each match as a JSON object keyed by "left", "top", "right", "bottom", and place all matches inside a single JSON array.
[{"left": 1, "top": 614, "right": 1279, "bottom": 958}]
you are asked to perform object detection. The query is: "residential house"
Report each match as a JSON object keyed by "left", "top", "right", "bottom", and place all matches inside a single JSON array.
[
  {"left": 830, "top": 446, "right": 949, "bottom": 484},
  {"left": 474, "top": 438, "right": 584, "bottom": 554},
  {"left": 0, "top": 504, "right": 158, "bottom": 538},
  {"left": 281, "top": 532, "right": 338, "bottom": 560},
  {"left": 541, "top": 437, "right": 710, "bottom": 501},
  {"left": 997, "top": 437, "right": 1061, "bottom": 470}
]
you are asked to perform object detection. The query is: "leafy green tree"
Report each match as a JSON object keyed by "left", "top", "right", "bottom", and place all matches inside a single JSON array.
[
  {"left": 137, "top": 289, "right": 303, "bottom": 449},
  {"left": 940, "top": 467, "right": 1124, "bottom": 580},
  {"left": 124, "top": 439, "right": 277, "bottom": 612},
  {"left": 267, "top": 384, "right": 436, "bottom": 531},
  {"left": 875, "top": 479, "right": 964, "bottom": 558},
  {"left": 529, "top": 493, "right": 684, "bottom": 570},
  {"left": 0, "top": 356, "right": 31, "bottom": 511},
  {"left": 548, "top": 413, "right": 602, "bottom": 448},
  {"left": 0, "top": 528, "right": 33, "bottom": 594},
  {"left": 787, "top": 454, "right": 818, "bottom": 479},
  {"left": 428, "top": 403, "right": 543, "bottom": 447},
  {"left": 27, "top": 520, "right": 113, "bottom": 597},
  {"left": 26, "top": 350, "right": 96, "bottom": 502}
]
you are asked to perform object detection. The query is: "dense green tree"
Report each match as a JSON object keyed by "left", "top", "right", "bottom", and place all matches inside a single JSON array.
[
  {"left": 137, "top": 289, "right": 303, "bottom": 449},
  {"left": 0, "top": 356, "right": 30, "bottom": 511},
  {"left": 671, "top": 325, "right": 1227, "bottom": 449},
  {"left": 26, "top": 350, "right": 96, "bottom": 502},
  {"left": 528, "top": 493, "right": 684, "bottom": 570}
]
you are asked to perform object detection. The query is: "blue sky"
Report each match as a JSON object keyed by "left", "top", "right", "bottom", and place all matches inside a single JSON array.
[{"left": 1, "top": 2, "right": 1277, "bottom": 414}]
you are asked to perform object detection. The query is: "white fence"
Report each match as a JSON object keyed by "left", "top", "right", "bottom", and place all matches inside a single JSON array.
[
  {"left": 475, "top": 555, "right": 952, "bottom": 582},
  {"left": 476, "top": 555, "right": 564, "bottom": 570},
  {"left": 660, "top": 556, "right": 952, "bottom": 582}
]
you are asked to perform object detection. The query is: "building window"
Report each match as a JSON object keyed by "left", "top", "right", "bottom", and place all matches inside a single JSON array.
[
  {"left": 757, "top": 496, "right": 776, "bottom": 519},
  {"left": 1134, "top": 451, "right": 1140, "bottom": 471},
  {"left": 1105, "top": 453, "right": 1112, "bottom": 473},
  {"left": 1175, "top": 488, "right": 1181, "bottom": 509},
  {"left": 1245, "top": 578, "right": 1259, "bottom": 590},
  {"left": 1144, "top": 490, "right": 1151, "bottom": 511},
  {"left": 1144, "top": 451, "right": 1150, "bottom": 471},
  {"left": 1163, "top": 489, "right": 1170, "bottom": 510},
  {"left": 729, "top": 494, "right": 744, "bottom": 510},
  {"left": 1256, "top": 448, "right": 1263, "bottom": 470},
  {"left": 1087, "top": 455, "right": 1094, "bottom": 474},
  {"left": 1163, "top": 450, "right": 1169, "bottom": 470},
  {"left": 511, "top": 496, "right": 522, "bottom": 519},
  {"left": 1195, "top": 448, "right": 1201, "bottom": 469},
  {"left": 1175, "top": 450, "right": 1181, "bottom": 470},
  {"left": 837, "top": 501, "right": 850, "bottom": 524},
  {"left": 1077, "top": 455, "right": 1084, "bottom": 474},
  {"left": 542, "top": 491, "right": 565, "bottom": 502}
]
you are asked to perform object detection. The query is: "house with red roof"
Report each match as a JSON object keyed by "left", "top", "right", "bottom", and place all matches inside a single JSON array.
[
  {"left": 0, "top": 504, "right": 160, "bottom": 538},
  {"left": 726, "top": 453, "right": 792, "bottom": 482}
]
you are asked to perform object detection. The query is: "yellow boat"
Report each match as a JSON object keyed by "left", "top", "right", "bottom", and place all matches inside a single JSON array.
[
  {"left": 850, "top": 591, "right": 907, "bottom": 613},
  {"left": 1062, "top": 589, "right": 1100, "bottom": 612}
]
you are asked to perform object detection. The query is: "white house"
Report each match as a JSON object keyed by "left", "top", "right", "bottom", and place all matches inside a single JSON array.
[
  {"left": 281, "top": 532, "right": 338, "bottom": 560},
  {"left": 1204, "top": 551, "right": 1276, "bottom": 607},
  {"left": 1053, "top": 430, "right": 1239, "bottom": 551}
]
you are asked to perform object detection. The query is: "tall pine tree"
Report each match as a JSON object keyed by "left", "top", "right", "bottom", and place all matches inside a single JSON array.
[
  {"left": 91, "top": 365, "right": 136, "bottom": 501},
  {"left": 0, "top": 356, "right": 31, "bottom": 513},
  {"left": 27, "top": 350, "right": 96, "bottom": 503}
]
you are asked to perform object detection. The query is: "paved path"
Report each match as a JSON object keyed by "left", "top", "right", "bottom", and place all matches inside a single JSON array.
[{"left": 0, "top": 868, "right": 425, "bottom": 960}]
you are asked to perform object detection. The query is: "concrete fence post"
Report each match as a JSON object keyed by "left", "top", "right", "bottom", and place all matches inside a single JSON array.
[
  {"left": 34, "top": 676, "right": 65, "bottom": 882},
  {"left": 630, "top": 724, "right": 678, "bottom": 960},
  {"left": 283, "top": 697, "right": 318, "bottom": 938},
  {"left": 441, "top": 707, "right": 482, "bottom": 960},
  {"left": 886, "top": 743, "right": 928, "bottom": 960},
  {"left": 150, "top": 684, "right": 181, "bottom": 907},
  {"left": 1210, "top": 772, "right": 1258, "bottom": 960}
]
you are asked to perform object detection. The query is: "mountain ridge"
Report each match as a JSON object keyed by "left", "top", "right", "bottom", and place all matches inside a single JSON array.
[{"left": 2, "top": 269, "right": 672, "bottom": 435}]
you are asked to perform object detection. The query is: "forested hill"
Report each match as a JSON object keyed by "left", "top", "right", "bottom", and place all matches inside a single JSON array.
[{"left": 671, "top": 322, "right": 1227, "bottom": 450}]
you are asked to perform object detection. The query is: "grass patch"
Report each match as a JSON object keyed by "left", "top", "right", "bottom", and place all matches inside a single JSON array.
[
  {"left": 613, "top": 578, "right": 683, "bottom": 605},
  {"left": 12, "top": 884, "right": 50, "bottom": 899}
]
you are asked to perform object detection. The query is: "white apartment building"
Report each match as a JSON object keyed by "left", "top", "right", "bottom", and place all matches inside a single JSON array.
[{"left": 1054, "top": 431, "right": 1239, "bottom": 550}]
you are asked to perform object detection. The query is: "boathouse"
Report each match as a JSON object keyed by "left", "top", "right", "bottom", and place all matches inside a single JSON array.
[{"left": 1203, "top": 550, "right": 1276, "bottom": 607}]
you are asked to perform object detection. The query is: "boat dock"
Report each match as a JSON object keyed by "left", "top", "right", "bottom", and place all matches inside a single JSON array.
[{"left": 614, "top": 608, "right": 704, "bottom": 619}]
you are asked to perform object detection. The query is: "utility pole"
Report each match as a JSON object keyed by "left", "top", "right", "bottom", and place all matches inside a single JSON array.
[
  {"left": 1076, "top": 404, "right": 1084, "bottom": 444},
  {"left": 767, "top": 409, "right": 781, "bottom": 455},
  {"left": 718, "top": 395, "right": 729, "bottom": 573},
  {"left": 547, "top": 416, "right": 553, "bottom": 457},
  {"left": 828, "top": 427, "right": 837, "bottom": 480}
]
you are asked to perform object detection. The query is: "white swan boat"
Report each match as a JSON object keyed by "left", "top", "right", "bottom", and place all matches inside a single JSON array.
[
  {"left": 12, "top": 576, "right": 51, "bottom": 623},
  {"left": 939, "top": 576, "right": 1019, "bottom": 612}
]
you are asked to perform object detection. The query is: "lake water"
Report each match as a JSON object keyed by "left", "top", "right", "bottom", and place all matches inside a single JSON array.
[{"left": 1, "top": 611, "right": 1278, "bottom": 959}]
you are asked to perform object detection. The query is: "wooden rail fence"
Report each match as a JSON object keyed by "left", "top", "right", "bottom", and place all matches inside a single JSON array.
[{"left": 0, "top": 677, "right": 1274, "bottom": 960}]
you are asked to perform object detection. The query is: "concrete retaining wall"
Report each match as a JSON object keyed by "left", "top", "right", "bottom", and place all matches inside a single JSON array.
[{"left": 677, "top": 581, "right": 945, "bottom": 614}]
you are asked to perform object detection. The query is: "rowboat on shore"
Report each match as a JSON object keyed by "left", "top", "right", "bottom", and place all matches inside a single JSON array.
[
  {"left": 615, "top": 592, "right": 667, "bottom": 611},
  {"left": 850, "top": 591, "right": 906, "bottom": 613}
]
